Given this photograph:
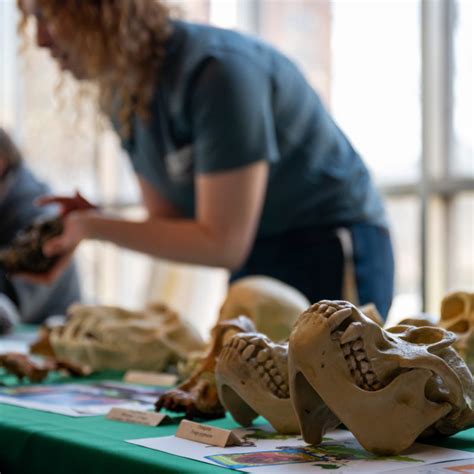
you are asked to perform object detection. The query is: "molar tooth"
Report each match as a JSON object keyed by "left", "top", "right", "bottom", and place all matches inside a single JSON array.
[
  {"left": 280, "top": 383, "right": 288, "bottom": 392},
  {"left": 237, "top": 340, "right": 247, "bottom": 352},
  {"left": 354, "top": 351, "right": 366, "bottom": 361},
  {"left": 273, "top": 375, "right": 283, "bottom": 385},
  {"left": 347, "top": 355, "right": 356, "bottom": 369},
  {"left": 256, "top": 349, "right": 270, "bottom": 363},
  {"left": 342, "top": 344, "right": 351, "bottom": 356},
  {"left": 277, "top": 390, "right": 287, "bottom": 398},
  {"left": 340, "top": 322, "right": 363, "bottom": 344},
  {"left": 365, "top": 372, "right": 376, "bottom": 385},
  {"left": 263, "top": 373, "right": 271, "bottom": 383},
  {"left": 372, "top": 382, "right": 383, "bottom": 390},
  {"left": 242, "top": 344, "right": 256, "bottom": 360},
  {"left": 360, "top": 360, "right": 370, "bottom": 374},
  {"left": 270, "top": 368, "right": 279, "bottom": 377},
  {"left": 319, "top": 304, "right": 329, "bottom": 313},
  {"left": 265, "top": 360, "right": 274, "bottom": 369},
  {"left": 352, "top": 339, "right": 363, "bottom": 351},
  {"left": 328, "top": 306, "right": 353, "bottom": 331},
  {"left": 352, "top": 369, "right": 363, "bottom": 385},
  {"left": 268, "top": 382, "right": 277, "bottom": 393}
]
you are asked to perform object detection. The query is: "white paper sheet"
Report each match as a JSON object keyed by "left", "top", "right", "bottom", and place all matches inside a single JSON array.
[
  {"left": 0, "top": 382, "right": 157, "bottom": 416},
  {"left": 127, "top": 425, "right": 474, "bottom": 473}
]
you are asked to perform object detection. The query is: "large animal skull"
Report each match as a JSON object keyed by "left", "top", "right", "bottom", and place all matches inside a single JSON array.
[
  {"left": 218, "top": 276, "right": 310, "bottom": 341},
  {"left": 440, "top": 292, "right": 474, "bottom": 373},
  {"left": 49, "top": 303, "right": 205, "bottom": 371},
  {"left": 216, "top": 332, "right": 300, "bottom": 434},
  {"left": 288, "top": 300, "right": 474, "bottom": 455}
]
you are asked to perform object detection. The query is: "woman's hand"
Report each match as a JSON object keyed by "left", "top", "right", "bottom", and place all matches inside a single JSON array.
[
  {"left": 36, "top": 191, "right": 97, "bottom": 216},
  {"left": 15, "top": 192, "right": 98, "bottom": 285}
]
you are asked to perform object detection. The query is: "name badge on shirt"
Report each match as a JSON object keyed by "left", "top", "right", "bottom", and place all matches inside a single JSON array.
[{"left": 164, "top": 145, "right": 193, "bottom": 182}]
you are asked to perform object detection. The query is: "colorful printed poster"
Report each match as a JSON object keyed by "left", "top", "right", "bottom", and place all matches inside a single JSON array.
[
  {"left": 127, "top": 425, "right": 474, "bottom": 473},
  {"left": 0, "top": 382, "right": 164, "bottom": 416}
]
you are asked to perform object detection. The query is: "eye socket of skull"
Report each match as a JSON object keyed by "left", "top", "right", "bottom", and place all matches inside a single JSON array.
[{"left": 387, "top": 325, "right": 457, "bottom": 352}]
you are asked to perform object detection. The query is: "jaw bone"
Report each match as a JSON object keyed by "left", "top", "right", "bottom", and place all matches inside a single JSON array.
[{"left": 216, "top": 332, "right": 300, "bottom": 433}]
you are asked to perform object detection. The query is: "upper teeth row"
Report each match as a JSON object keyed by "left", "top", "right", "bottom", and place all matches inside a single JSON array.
[
  {"left": 337, "top": 331, "right": 383, "bottom": 391},
  {"left": 225, "top": 336, "right": 289, "bottom": 399}
]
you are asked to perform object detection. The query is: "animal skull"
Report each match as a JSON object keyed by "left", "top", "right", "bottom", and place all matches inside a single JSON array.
[
  {"left": 288, "top": 300, "right": 474, "bottom": 455},
  {"left": 216, "top": 332, "right": 300, "bottom": 433},
  {"left": 218, "top": 276, "right": 310, "bottom": 341},
  {"left": 0, "top": 216, "right": 63, "bottom": 273},
  {"left": 440, "top": 291, "right": 474, "bottom": 373},
  {"left": 49, "top": 302, "right": 205, "bottom": 371}
]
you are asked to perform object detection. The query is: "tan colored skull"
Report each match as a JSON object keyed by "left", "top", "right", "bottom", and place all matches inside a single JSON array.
[
  {"left": 288, "top": 300, "right": 474, "bottom": 455},
  {"left": 216, "top": 332, "right": 300, "bottom": 434},
  {"left": 218, "top": 276, "right": 310, "bottom": 341},
  {"left": 49, "top": 302, "right": 205, "bottom": 371},
  {"left": 440, "top": 291, "right": 474, "bottom": 373}
]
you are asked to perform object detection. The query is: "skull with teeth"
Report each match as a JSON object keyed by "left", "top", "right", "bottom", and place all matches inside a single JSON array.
[
  {"left": 216, "top": 332, "right": 300, "bottom": 434},
  {"left": 439, "top": 292, "right": 474, "bottom": 373},
  {"left": 49, "top": 302, "right": 205, "bottom": 371},
  {"left": 288, "top": 300, "right": 474, "bottom": 455},
  {"left": 155, "top": 276, "right": 310, "bottom": 420}
]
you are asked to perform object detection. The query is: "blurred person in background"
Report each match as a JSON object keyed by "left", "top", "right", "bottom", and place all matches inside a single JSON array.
[
  {"left": 17, "top": 0, "right": 394, "bottom": 319},
  {"left": 0, "top": 128, "right": 81, "bottom": 333}
]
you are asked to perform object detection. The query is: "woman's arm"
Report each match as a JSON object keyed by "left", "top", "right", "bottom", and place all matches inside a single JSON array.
[
  {"left": 44, "top": 160, "right": 269, "bottom": 272},
  {"left": 138, "top": 175, "right": 183, "bottom": 219}
]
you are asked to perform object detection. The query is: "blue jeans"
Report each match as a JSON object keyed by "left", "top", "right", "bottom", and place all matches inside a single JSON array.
[{"left": 231, "top": 223, "right": 395, "bottom": 321}]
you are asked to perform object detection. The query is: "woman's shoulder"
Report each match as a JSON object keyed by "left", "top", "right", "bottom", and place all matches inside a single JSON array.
[{"left": 166, "top": 20, "right": 287, "bottom": 76}]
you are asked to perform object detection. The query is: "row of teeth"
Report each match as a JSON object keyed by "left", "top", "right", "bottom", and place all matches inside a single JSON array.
[
  {"left": 225, "top": 336, "right": 289, "bottom": 399},
  {"left": 332, "top": 322, "right": 384, "bottom": 391}
]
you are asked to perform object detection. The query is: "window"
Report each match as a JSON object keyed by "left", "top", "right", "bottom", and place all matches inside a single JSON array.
[{"left": 1, "top": 0, "right": 472, "bottom": 330}]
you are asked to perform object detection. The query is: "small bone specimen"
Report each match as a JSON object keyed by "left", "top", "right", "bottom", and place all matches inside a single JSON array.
[
  {"left": 0, "top": 216, "right": 63, "bottom": 273},
  {"left": 440, "top": 291, "right": 474, "bottom": 373},
  {"left": 155, "top": 276, "right": 310, "bottom": 419},
  {"left": 289, "top": 300, "right": 474, "bottom": 455},
  {"left": 0, "top": 353, "right": 90, "bottom": 382},
  {"left": 216, "top": 332, "right": 300, "bottom": 433}
]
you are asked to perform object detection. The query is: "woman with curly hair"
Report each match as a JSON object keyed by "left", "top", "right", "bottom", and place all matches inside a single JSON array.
[{"left": 17, "top": 0, "right": 395, "bottom": 319}]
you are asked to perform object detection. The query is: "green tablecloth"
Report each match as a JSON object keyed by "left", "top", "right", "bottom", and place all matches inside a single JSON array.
[
  {"left": 1, "top": 388, "right": 473, "bottom": 474},
  {"left": 0, "top": 400, "right": 236, "bottom": 474},
  {"left": 0, "top": 327, "right": 473, "bottom": 473}
]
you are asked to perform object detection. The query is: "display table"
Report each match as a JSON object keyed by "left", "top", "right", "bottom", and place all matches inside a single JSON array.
[
  {"left": 1, "top": 328, "right": 473, "bottom": 473},
  {"left": 0, "top": 399, "right": 234, "bottom": 474}
]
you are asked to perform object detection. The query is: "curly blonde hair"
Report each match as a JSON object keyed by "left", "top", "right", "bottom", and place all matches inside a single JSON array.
[{"left": 17, "top": 0, "right": 172, "bottom": 136}]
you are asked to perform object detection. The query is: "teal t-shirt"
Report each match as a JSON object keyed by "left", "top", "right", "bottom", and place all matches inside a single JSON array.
[{"left": 121, "top": 20, "right": 387, "bottom": 237}]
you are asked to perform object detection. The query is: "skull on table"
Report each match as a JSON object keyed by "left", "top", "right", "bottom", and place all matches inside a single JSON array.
[
  {"left": 216, "top": 332, "right": 300, "bottom": 433},
  {"left": 288, "top": 300, "right": 474, "bottom": 455},
  {"left": 440, "top": 291, "right": 474, "bottom": 373},
  {"left": 50, "top": 302, "right": 205, "bottom": 371}
]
